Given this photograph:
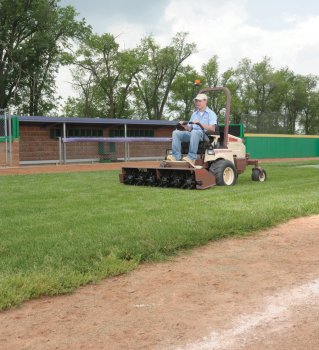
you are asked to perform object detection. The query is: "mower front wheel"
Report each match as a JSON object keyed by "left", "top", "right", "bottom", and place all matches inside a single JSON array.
[
  {"left": 252, "top": 168, "right": 267, "bottom": 182},
  {"left": 209, "top": 160, "right": 237, "bottom": 186}
]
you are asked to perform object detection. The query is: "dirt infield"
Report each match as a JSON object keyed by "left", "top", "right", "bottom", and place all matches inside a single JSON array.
[
  {"left": 0, "top": 161, "right": 156, "bottom": 175},
  {"left": 1, "top": 159, "right": 319, "bottom": 349},
  {"left": 0, "top": 215, "right": 319, "bottom": 349}
]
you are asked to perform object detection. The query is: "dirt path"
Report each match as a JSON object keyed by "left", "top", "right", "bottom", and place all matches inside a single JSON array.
[
  {"left": 1, "top": 215, "right": 319, "bottom": 350},
  {"left": 0, "top": 161, "right": 161, "bottom": 175}
]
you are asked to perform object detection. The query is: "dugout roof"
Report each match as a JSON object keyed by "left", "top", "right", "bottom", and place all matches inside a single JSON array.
[{"left": 17, "top": 116, "right": 177, "bottom": 128}]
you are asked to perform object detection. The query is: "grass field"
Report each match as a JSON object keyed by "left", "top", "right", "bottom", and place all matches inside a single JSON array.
[{"left": 1, "top": 161, "right": 319, "bottom": 310}]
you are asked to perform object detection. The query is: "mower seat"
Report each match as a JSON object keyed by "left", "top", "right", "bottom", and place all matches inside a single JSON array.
[{"left": 181, "top": 127, "right": 221, "bottom": 155}]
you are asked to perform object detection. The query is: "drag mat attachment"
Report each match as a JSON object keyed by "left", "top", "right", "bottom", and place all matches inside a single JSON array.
[{"left": 119, "top": 166, "right": 216, "bottom": 190}]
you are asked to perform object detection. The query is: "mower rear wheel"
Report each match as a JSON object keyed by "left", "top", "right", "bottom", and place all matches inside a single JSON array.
[
  {"left": 252, "top": 168, "right": 267, "bottom": 182},
  {"left": 209, "top": 160, "right": 237, "bottom": 186}
]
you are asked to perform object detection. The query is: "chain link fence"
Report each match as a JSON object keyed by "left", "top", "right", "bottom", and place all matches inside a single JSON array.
[
  {"left": 239, "top": 113, "right": 290, "bottom": 134},
  {"left": 0, "top": 109, "right": 13, "bottom": 167}
]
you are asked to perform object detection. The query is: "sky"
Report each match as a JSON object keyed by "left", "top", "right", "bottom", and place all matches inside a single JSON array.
[{"left": 57, "top": 0, "right": 319, "bottom": 99}]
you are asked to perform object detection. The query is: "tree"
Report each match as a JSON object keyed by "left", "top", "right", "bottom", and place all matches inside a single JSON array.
[
  {"left": 235, "top": 57, "right": 277, "bottom": 132},
  {"left": 202, "top": 55, "right": 219, "bottom": 88},
  {"left": 168, "top": 66, "right": 201, "bottom": 120},
  {"left": 0, "top": 0, "right": 87, "bottom": 115},
  {"left": 282, "top": 74, "right": 318, "bottom": 133},
  {"left": 220, "top": 68, "right": 244, "bottom": 124},
  {"left": 201, "top": 56, "right": 233, "bottom": 117},
  {"left": 69, "top": 32, "right": 141, "bottom": 118},
  {"left": 302, "top": 90, "right": 319, "bottom": 134},
  {"left": 133, "top": 32, "right": 196, "bottom": 119},
  {"left": 63, "top": 68, "right": 104, "bottom": 117}
]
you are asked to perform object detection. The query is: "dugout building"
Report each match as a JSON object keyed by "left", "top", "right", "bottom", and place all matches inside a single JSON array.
[{"left": 7, "top": 116, "right": 177, "bottom": 166}]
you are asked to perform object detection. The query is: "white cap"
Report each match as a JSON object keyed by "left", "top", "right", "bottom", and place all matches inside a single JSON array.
[{"left": 194, "top": 93, "right": 208, "bottom": 101}]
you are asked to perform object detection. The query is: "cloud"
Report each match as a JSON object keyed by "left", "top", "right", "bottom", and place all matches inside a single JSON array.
[
  {"left": 158, "top": 0, "right": 319, "bottom": 76},
  {"left": 281, "top": 13, "right": 298, "bottom": 24},
  {"left": 106, "top": 22, "right": 148, "bottom": 49},
  {"left": 61, "top": 0, "right": 170, "bottom": 37}
]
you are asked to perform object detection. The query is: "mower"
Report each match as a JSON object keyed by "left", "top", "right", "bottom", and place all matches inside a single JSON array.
[{"left": 119, "top": 86, "right": 267, "bottom": 189}]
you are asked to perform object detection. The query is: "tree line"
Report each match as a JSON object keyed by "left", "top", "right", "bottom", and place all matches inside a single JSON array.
[{"left": 1, "top": 0, "right": 319, "bottom": 134}]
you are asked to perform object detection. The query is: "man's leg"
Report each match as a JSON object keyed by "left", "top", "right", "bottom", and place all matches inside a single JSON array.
[
  {"left": 188, "top": 130, "right": 204, "bottom": 160},
  {"left": 172, "top": 130, "right": 191, "bottom": 160}
]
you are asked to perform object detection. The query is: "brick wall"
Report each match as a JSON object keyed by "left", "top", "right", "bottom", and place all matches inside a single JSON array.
[
  {"left": 0, "top": 143, "right": 7, "bottom": 165},
  {"left": 0, "top": 140, "right": 20, "bottom": 167},
  {"left": 19, "top": 124, "right": 60, "bottom": 161},
  {"left": 12, "top": 140, "right": 20, "bottom": 166}
]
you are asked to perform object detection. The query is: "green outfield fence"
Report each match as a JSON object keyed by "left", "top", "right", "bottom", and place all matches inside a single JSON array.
[{"left": 244, "top": 134, "right": 319, "bottom": 159}]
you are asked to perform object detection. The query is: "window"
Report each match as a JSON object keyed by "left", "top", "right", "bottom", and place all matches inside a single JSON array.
[
  {"left": 50, "top": 127, "right": 103, "bottom": 139},
  {"left": 109, "top": 129, "right": 154, "bottom": 137},
  {"left": 50, "top": 128, "right": 62, "bottom": 138}
]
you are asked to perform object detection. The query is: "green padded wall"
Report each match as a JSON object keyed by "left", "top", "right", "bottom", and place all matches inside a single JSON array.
[{"left": 244, "top": 134, "right": 319, "bottom": 158}]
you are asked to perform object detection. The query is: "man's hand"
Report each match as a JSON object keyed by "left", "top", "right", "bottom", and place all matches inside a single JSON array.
[
  {"left": 189, "top": 121, "right": 204, "bottom": 130},
  {"left": 189, "top": 121, "right": 215, "bottom": 132},
  {"left": 176, "top": 121, "right": 188, "bottom": 131}
]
